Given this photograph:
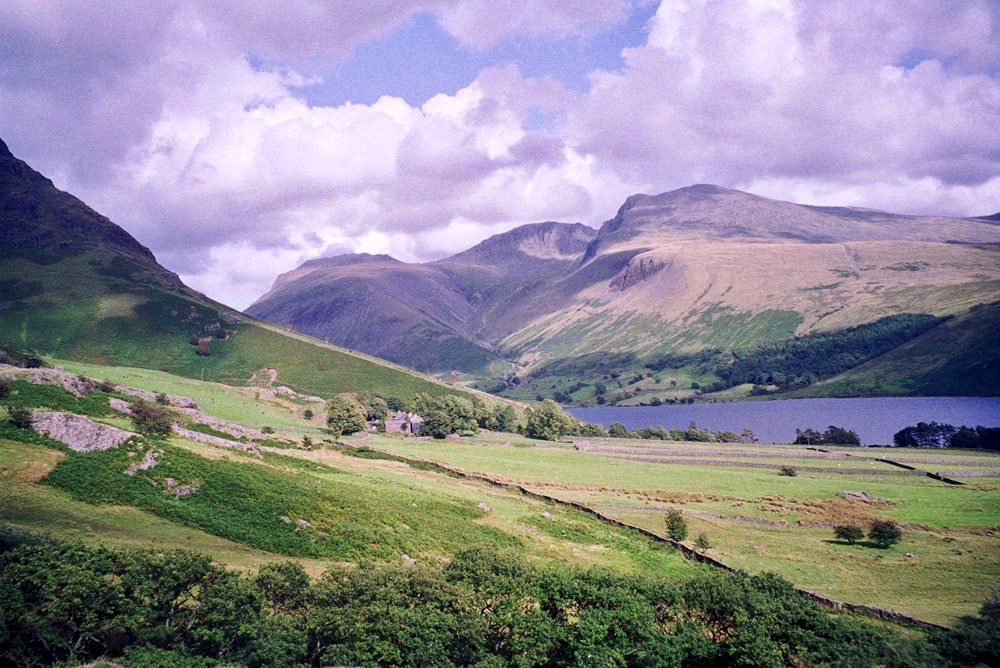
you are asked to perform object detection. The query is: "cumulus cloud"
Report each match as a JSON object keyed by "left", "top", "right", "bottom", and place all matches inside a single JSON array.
[
  {"left": 1, "top": 0, "right": 997, "bottom": 309},
  {"left": 567, "top": 0, "right": 1000, "bottom": 203}
]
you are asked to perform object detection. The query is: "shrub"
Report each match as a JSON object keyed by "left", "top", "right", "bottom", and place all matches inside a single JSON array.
[
  {"left": 155, "top": 392, "right": 169, "bottom": 405},
  {"left": 694, "top": 533, "right": 711, "bottom": 550},
  {"left": 97, "top": 380, "right": 115, "bottom": 393},
  {"left": 833, "top": 525, "right": 864, "bottom": 545},
  {"left": 665, "top": 509, "right": 688, "bottom": 542},
  {"left": 8, "top": 403, "right": 33, "bottom": 429},
  {"left": 261, "top": 426, "right": 274, "bottom": 434},
  {"left": 0, "top": 377, "right": 11, "bottom": 398},
  {"left": 778, "top": 465, "right": 798, "bottom": 477},
  {"left": 303, "top": 409, "right": 314, "bottom": 421},
  {"left": 131, "top": 399, "right": 172, "bottom": 437},
  {"left": 869, "top": 521, "right": 902, "bottom": 548},
  {"left": 608, "top": 423, "right": 630, "bottom": 438}
]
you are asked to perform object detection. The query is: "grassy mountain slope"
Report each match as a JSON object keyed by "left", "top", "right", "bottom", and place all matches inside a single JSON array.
[
  {"left": 792, "top": 302, "right": 1000, "bottom": 397},
  {"left": 0, "top": 137, "right": 475, "bottom": 401}
]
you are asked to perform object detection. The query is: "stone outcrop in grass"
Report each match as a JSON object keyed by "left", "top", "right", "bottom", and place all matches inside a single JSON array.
[{"left": 31, "top": 411, "right": 134, "bottom": 452}]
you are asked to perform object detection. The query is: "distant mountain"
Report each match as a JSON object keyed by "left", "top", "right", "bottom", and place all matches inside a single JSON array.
[
  {"left": 248, "top": 183, "right": 1000, "bottom": 398},
  {"left": 0, "top": 138, "right": 479, "bottom": 401}
]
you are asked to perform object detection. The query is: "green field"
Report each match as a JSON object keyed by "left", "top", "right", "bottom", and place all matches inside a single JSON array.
[{"left": 364, "top": 435, "right": 1000, "bottom": 625}]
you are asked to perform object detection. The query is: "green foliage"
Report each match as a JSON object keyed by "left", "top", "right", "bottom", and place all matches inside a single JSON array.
[
  {"left": 933, "top": 588, "right": 1000, "bottom": 667},
  {"left": 326, "top": 394, "right": 367, "bottom": 436},
  {"left": 7, "top": 403, "right": 33, "bottom": 429},
  {"left": 794, "top": 425, "right": 860, "bottom": 446},
  {"left": 694, "top": 533, "right": 712, "bottom": 550},
  {"left": 131, "top": 399, "right": 172, "bottom": 437},
  {"left": 354, "top": 391, "right": 390, "bottom": 421},
  {"left": 608, "top": 422, "right": 630, "bottom": 438},
  {"left": 778, "top": 465, "right": 798, "bottom": 477},
  {"left": 0, "top": 377, "right": 10, "bottom": 399},
  {"left": 894, "top": 421, "right": 1000, "bottom": 450},
  {"left": 495, "top": 404, "right": 517, "bottom": 433},
  {"left": 833, "top": 525, "right": 864, "bottom": 545},
  {"left": 665, "top": 509, "right": 688, "bottom": 542},
  {"left": 0, "top": 536, "right": 949, "bottom": 668},
  {"left": 868, "top": 521, "right": 902, "bottom": 548},
  {"left": 523, "top": 400, "right": 576, "bottom": 441},
  {"left": 414, "top": 394, "right": 478, "bottom": 438}
]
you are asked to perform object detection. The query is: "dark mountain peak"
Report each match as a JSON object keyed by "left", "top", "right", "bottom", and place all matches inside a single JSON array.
[
  {"left": 0, "top": 136, "right": 160, "bottom": 266},
  {"left": 973, "top": 212, "right": 1000, "bottom": 223}
]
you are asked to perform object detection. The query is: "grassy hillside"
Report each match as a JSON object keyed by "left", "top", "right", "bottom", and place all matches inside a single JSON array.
[
  {"left": 793, "top": 302, "right": 1000, "bottom": 398},
  {"left": 0, "top": 250, "right": 480, "bottom": 401}
]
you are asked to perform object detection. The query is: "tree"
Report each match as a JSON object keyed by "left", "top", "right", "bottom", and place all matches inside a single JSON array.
[
  {"left": 303, "top": 409, "right": 313, "bottom": 421},
  {"left": 8, "top": 403, "right": 33, "bottom": 429},
  {"left": 778, "top": 465, "right": 797, "bottom": 477},
  {"left": 608, "top": 423, "right": 630, "bottom": 438},
  {"left": 131, "top": 399, "right": 172, "bottom": 437},
  {"left": 420, "top": 408, "right": 454, "bottom": 439},
  {"left": 326, "top": 394, "right": 367, "bottom": 436},
  {"left": 414, "top": 395, "right": 478, "bottom": 436},
  {"left": 694, "top": 533, "right": 711, "bottom": 550},
  {"left": 354, "top": 392, "right": 389, "bottom": 422},
  {"left": 495, "top": 405, "right": 517, "bottom": 433},
  {"left": 868, "top": 521, "right": 901, "bottom": 548},
  {"left": 665, "top": 509, "right": 688, "bottom": 542},
  {"left": 833, "top": 525, "right": 864, "bottom": 545},
  {"left": 523, "top": 400, "right": 576, "bottom": 441}
]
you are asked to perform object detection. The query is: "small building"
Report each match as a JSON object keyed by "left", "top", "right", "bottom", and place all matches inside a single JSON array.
[{"left": 378, "top": 411, "right": 423, "bottom": 435}]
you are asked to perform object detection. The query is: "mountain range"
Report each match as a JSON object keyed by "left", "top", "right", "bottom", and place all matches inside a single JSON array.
[{"left": 248, "top": 184, "right": 1000, "bottom": 400}]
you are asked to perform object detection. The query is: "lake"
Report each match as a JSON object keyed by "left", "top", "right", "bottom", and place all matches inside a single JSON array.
[{"left": 568, "top": 397, "right": 1000, "bottom": 445}]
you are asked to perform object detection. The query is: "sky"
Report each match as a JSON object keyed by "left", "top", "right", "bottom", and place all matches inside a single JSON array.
[{"left": 1, "top": 0, "right": 998, "bottom": 309}]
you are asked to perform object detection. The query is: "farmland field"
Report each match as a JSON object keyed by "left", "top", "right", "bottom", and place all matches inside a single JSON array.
[{"left": 364, "top": 434, "right": 1000, "bottom": 625}]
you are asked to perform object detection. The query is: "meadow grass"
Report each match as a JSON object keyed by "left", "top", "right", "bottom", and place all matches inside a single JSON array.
[{"left": 366, "top": 434, "right": 1000, "bottom": 624}]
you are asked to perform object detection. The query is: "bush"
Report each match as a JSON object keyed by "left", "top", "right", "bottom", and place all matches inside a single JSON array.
[
  {"left": 0, "top": 377, "right": 11, "bottom": 399},
  {"left": 778, "top": 465, "right": 798, "bottom": 477},
  {"left": 694, "top": 533, "right": 711, "bottom": 550},
  {"left": 131, "top": 399, "right": 172, "bottom": 437},
  {"left": 97, "top": 380, "right": 116, "bottom": 393},
  {"left": 261, "top": 426, "right": 274, "bottom": 434},
  {"left": 155, "top": 392, "right": 169, "bottom": 405},
  {"left": 833, "top": 525, "right": 864, "bottom": 545},
  {"left": 8, "top": 403, "right": 33, "bottom": 429},
  {"left": 665, "top": 509, "right": 688, "bottom": 542},
  {"left": 303, "top": 409, "right": 314, "bottom": 421},
  {"left": 869, "top": 521, "right": 902, "bottom": 548}
]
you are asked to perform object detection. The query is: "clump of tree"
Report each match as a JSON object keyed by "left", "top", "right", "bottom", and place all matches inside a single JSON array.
[
  {"left": 794, "top": 425, "right": 860, "bottom": 446},
  {"left": 130, "top": 399, "right": 172, "bottom": 437},
  {"left": 833, "top": 525, "right": 864, "bottom": 545},
  {"left": 326, "top": 394, "right": 368, "bottom": 437},
  {"left": 413, "top": 394, "right": 479, "bottom": 439},
  {"left": 523, "top": 400, "right": 577, "bottom": 441},
  {"left": 665, "top": 509, "right": 688, "bottom": 542},
  {"left": 933, "top": 588, "right": 1000, "bottom": 666},
  {"left": 893, "top": 422, "right": 1000, "bottom": 450},
  {"left": 868, "top": 520, "right": 902, "bottom": 548}
]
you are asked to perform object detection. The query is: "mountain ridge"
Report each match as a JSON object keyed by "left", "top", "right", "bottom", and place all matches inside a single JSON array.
[{"left": 247, "top": 184, "right": 1000, "bottom": 397}]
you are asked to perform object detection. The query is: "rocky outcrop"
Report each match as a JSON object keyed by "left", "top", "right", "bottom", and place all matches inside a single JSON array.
[
  {"left": 610, "top": 257, "right": 667, "bottom": 291},
  {"left": 31, "top": 412, "right": 135, "bottom": 452},
  {"left": 172, "top": 425, "right": 261, "bottom": 454},
  {"left": 0, "top": 366, "right": 98, "bottom": 396}
]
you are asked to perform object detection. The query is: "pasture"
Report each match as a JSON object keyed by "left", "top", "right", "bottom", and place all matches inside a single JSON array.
[{"left": 363, "top": 434, "right": 1000, "bottom": 625}]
